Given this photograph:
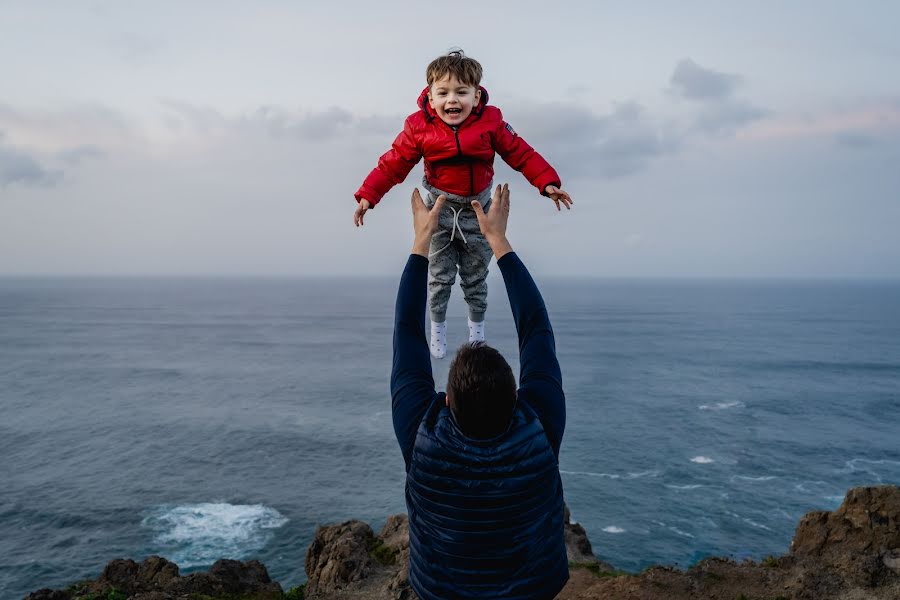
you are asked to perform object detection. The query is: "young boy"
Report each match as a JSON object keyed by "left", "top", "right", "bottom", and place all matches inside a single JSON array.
[{"left": 354, "top": 50, "right": 572, "bottom": 358}]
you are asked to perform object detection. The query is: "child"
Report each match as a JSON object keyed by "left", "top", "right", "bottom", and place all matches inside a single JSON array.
[{"left": 354, "top": 50, "right": 572, "bottom": 358}]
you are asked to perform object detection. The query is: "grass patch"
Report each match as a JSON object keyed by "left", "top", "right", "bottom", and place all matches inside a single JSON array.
[
  {"left": 762, "top": 555, "right": 779, "bottom": 568},
  {"left": 284, "top": 583, "right": 306, "bottom": 599},
  {"left": 569, "top": 561, "right": 628, "bottom": 578},
  {"left": 365, "top": 534, "right": 398, "bottom": 566}
]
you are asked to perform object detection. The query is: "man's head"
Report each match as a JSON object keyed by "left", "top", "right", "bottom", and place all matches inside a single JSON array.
[
  {"left": 426, "top": 49, "right": 483, "bottom": 126},
  {"left": 446, "top": 342, "right": 517, "bottom": 439}
]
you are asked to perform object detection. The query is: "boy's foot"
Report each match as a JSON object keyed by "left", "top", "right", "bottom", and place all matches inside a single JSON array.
[
  {"left": 468, "top": 318, "right": 485, "bottom": 343},
  {"left": 430, "top": 321, "right": 447, "bottom": 359}
]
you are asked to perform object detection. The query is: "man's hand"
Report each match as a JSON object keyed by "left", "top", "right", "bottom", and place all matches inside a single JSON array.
[
  {"left": 411, "top": 189, "right": 445, "bottom": 256},
  {"left": 472, "top": 183, "right": 513, "bottom": 260},
  {"left": 544, "top": 185, "right": 573, "bottom": 211},
  {"left": 354, "top": 199, "right": 371, "bottom": 227}
]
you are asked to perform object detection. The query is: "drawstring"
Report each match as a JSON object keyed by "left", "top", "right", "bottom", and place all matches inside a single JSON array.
[{"left": 428, "top": 205, "right": 468, "bottom": 257}]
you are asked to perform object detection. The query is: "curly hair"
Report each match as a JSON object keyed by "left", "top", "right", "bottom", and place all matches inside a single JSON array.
[{"left": 426, "top": 49, "right": 483, "bottom": 88}]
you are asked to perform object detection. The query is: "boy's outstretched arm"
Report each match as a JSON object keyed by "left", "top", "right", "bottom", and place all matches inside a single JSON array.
[
  {"left": 354, "top": 117, "right": 422, "bottom": 227},
  {"left": 491, "top": 110, "right": 573, "bottom": 210},
  {"left": 390, "top": 191, "right": 447, "bottom": 466},
  {"left": 471, "top": 185, "right": 566, "bottom": 457}
]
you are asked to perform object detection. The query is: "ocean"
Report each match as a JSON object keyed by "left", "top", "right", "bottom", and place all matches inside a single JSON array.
[{"left": 1, "top": 274, "right": 899, "bottom": 598}]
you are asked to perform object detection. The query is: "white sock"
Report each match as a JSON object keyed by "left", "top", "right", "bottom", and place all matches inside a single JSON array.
[
  {"left": 468, "top": 318, "right": 485, "bottom": 343},
  {"left": 430, "top": 321, "right": 447, "bottom": 359}
]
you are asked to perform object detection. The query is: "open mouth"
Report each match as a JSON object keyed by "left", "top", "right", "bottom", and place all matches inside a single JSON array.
[{"left": 445, "top": 108, "right": 462, "bottom": 116}]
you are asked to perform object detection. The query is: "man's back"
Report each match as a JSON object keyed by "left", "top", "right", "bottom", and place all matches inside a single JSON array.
[{"left": 406, "top": 396, "right": 567, "bottom": 599}]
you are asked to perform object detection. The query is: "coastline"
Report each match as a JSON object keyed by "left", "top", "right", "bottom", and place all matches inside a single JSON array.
[{"left": 25, "top": 485, "right": 900, "bottom": 600}]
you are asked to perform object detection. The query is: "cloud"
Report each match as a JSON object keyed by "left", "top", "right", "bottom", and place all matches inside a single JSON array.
[
  {"left": 57, "top": 145, "right": 106, "bottom": 165},
  {"left": 693, "top": 100, "right": 770, "bottom": 135},
  {"left": 670, "top": 59, "right": 742, "bottom": 101},
  {"left": 0, "top": 134, "right": 62, "bottom": 187},
  {"left": 161, "top": 101, "right": 389, "bottom": 142},
  {"left": 834, "top": 131, "right": 880, "bottom": 148},
  {"left": 504, "top": 100, "right": 681, "bottom": 178},
  {"left": 666, "top": 59, "right": 770, "bottom": 136}
]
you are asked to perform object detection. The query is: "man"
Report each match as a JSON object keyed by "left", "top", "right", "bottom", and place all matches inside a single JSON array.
[{"left": 391, "top": 183, "right": 568, "bottom": 599}]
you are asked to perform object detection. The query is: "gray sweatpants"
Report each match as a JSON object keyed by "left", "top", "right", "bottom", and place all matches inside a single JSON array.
[{"left": 423, "top": 180, "right": 493, "bottom": 323}]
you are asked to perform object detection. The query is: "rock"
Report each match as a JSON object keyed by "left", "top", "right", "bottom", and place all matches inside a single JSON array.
[
  {"left": 792, "top": 485, "right": 900, "bottom": 586},
  {"left": 24, "top": 486, "right": 900, "bottom": 600},
  {"left": 23, "top": 590, "right": 70, "bottom": 600},
  {"left": 304, "top": 519, "right": 375, "bottom": 597}
]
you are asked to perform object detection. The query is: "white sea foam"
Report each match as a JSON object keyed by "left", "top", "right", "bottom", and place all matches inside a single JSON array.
[
  {"left": 560, "top": 470, "right": 621, "bottom": 479},
  {"left": 669, "top": 526, "right": 695, "bottom": 538},
  {"left": 743, "top": 518, "right": 773, "bottom": 532},
  {"left": 665, "top": 484, "right": 705, "bottom": 490},
  {"left": 690, "top": 456, "right": 715, "bottom": 464},
  {"left": 603, "top": 526, "right": 626, "bottom": 534},
  {"left": 560, "top": 469, "right": 660, "bottom": 480},
  {"left": 142, "top": 502, "right": 288, "bottom": 568},
  {"left": 730, "top": 475, "right": 776, "bottom": 483},
  {"left": 842, "top": 458, "right": 900, "bottom": 484},
  {"left": 698, "top": 401, "right": 745, "bottom": 411}
]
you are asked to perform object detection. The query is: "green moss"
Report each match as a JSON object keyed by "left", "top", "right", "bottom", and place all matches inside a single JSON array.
[
  {"left": 762, "top": 555, "right": 779, "bottom": 568},
  {"left": 365, "top": 533, "right": 398, "bottom": 566},
  {"left": 568, "top": 561, "right": 628, "bottom": 578},
  {"left": 284, "top": 583, "right": 306, "bottom": 599}
]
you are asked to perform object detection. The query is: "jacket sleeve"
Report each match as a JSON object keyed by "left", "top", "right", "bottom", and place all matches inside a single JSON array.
[
  {"left": 498, "top": 252, "right": 566, "bottom": 458},
  {"left": 390, "top": 254, "right": 438, "bottom": 467},
  {"left": 355, "top": 117, "right": 422, "bottom": 207},
  {"left": 491, "top": 109, "right": 561, "bottom": 196}
]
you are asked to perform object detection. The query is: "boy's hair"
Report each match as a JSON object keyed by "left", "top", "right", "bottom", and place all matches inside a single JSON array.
[
  {"left": 447, "top": 342, "right": 517, "bottom": 439},
  {"left": 426, "top": 49, "right": 483, "bottom": 88}
]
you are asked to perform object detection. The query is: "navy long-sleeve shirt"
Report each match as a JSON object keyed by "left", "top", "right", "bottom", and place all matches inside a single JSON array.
[{"left": 390, "top": 252, "right": 565, "bottom": 465}]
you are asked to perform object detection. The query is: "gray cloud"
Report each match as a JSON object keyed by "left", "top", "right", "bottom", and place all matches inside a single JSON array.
[
  {"left": 670, "top": 59, "right": 742, "bottom": 100},
  {"left": 834, "top": 131, "right": 880, "bottom": 148},
  {"left": 0, "top": 134, "right": 62, "bottom": 187},
  {"left": 693, "top": 100, "right": 770, "bottom": 135},
  {"left": 503, "top": 101, "right": 682, "bottom": 178},
  {"left": 57, "top": 145, "right": 106, "bottom": 165},
  {"left": 162, "top": 101, "right": 372, "bottom": 141}
]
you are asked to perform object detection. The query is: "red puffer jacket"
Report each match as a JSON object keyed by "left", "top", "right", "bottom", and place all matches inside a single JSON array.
[{"left": 355, "top": 87, "right": 560, "bottom": 207}]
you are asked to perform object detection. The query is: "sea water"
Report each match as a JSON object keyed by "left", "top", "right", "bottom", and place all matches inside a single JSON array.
[{"left": 1, "top": 275, "right": 898, "bottom": 598}]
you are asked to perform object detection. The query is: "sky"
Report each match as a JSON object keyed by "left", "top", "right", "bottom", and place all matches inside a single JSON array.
[{"left": 1, "top": 1, "right": 899, "bottom": 277}]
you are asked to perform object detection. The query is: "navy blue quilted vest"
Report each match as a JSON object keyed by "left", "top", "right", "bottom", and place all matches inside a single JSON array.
[{"left": 406, "top": 395, "right": 568, "bottom": 600}]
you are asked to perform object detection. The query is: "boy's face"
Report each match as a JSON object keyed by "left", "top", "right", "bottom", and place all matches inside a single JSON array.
[{"left": 428, "top": 74, "right": 481, "bottom": 126}]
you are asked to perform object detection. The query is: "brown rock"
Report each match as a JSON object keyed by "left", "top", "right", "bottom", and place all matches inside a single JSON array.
[
  {"left": 791, "top": 485, "right": 900, "bottom": 585},
  {"left": 304, "top": 519, "right": 376, "bottom": 597}
]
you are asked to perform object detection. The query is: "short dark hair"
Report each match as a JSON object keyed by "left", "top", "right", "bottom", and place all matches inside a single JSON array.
[{"left": 446, "top": 342, "right": 517, "bottom": 439}]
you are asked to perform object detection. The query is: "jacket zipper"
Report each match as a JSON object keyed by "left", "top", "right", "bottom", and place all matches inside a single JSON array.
[{"left": 451, "top": 126, "right": 475, "bottom": 196}]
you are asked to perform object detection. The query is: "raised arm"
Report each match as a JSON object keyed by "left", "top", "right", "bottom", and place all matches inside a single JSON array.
[
  {"left": 390, "top": 190, "right": 447, "bottom": 466},
  {"left": 471, "top": 185, "right": 565, "bottom": 456}
]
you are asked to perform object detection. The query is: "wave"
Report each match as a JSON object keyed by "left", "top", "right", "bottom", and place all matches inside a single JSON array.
[
  {"left": 665, "top": 484, "right": 705, "bottom": 490},
  {"left": 841, "top": 458, "right": 900, "bottom": 483},
  {"left": 560, "top": 470, "right": 660, "bottom": 480},
  {"left": 698, "top": 401, "right": 745, "bottom": 411},
  {"left": 602, "top": 526, "right": 626, "bottom": 534},
  {"left": 142, "top": 502, "right": 288, "bottom": 568},
  {"left": 730, "top": 475, "right": 777, "bottom": 483},
  {"left": 690, "top": 456, "right": 715, "bottom": 464}
]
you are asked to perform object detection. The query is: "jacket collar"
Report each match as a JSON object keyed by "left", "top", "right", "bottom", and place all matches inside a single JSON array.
[{"left": 418, "top": 85, "right": 490, "bottom": 124}]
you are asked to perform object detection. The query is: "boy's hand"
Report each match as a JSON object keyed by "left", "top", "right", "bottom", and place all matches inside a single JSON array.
[
  {"left": 472, "top": 183, "right": 513, "bottom": 260},
  {"left": 411, "top": 189, "right": 445, "bottom": 256},
  {"left": 354, "top": 199, "right": 371, "bottom": 227},
  {"left": 544, "top": 185, "right": 573, "bottom": 211}
]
